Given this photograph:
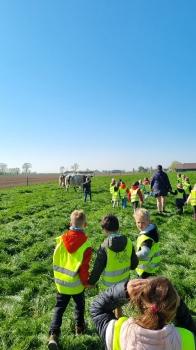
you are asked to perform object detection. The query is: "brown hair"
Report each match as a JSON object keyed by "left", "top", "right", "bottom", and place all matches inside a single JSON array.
[
  {"left": 70, "top": 210, "right": 86, "bottom": 228},
  {"left": 132, "top": 277, "right": 178, "bottom": 330},
  {"left": 101, "top": 214, "right": 119, "bottom": 232}
]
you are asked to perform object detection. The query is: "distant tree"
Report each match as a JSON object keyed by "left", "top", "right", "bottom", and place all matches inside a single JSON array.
[
  {"left": 60, "top": 166, "right": 65, "bottom": 173},
  {"left": 85, "top": 168, "right": 90, "bottom": 172},
  {"left": 149, "top": 166, "right": 154, "bottom": 173},
  {"left": 138, "top": 166, "right": 145, "bottom": 173},
  {"left": 9, "top": 168, "right": 21, "bottom": 175},
  {"left": 22, "top": 163, "right": 32, "bottom": 173},
  {"left": 71, "top": 163, "right": 79, "bottom": 173},
  {"left": 170, "top": 161, "right": 181, "bottom": 172},
  {"left": 0, "top": 163, "right": 8, "bottom": 174}
]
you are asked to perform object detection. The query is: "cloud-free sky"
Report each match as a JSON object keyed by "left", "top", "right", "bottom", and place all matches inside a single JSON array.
[{"left": 1, "top": 1, "right": 196, "bottom": 173}]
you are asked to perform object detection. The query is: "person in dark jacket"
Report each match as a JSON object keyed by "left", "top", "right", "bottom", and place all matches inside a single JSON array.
[
  {"left": 90, "top": 278, "right": 196, "bottom": 350},
  {"left": 83, "top": 177, "right": 92, "bottom": 202},
  {"left": 150, "top": 165, "right": 172, "bottom": 213},
  {"left": 87, "top": 214, "right": 138, "bottom": 318}
]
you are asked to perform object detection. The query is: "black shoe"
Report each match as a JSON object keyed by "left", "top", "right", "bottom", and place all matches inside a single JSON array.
[{"left": 47, "top": 334, "right": 59, "bottom": 350}]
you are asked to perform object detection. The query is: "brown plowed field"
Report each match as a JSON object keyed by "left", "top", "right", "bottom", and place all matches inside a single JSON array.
[{"left": 0, "top": 175, "right": 59, "bottom": 189}]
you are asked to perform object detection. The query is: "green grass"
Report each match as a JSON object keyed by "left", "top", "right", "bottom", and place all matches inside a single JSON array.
[{"left": 0, "top": 173, "right": 196, "bottom": 349}]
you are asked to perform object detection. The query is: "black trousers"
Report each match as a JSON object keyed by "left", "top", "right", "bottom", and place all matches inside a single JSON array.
[
  {"left": 49, "top": 291, "right": 85, "bottom": 336},
  {"left": 176, "top": 198, "right": 185, "bottom": 212}
]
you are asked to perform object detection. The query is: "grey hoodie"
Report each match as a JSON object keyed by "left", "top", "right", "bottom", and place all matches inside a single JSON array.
[{"left": 88, "top": 234, "right": 138, "bottom": 285}]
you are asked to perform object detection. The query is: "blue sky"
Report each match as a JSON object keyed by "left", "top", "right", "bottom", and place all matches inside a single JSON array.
[{"left": 1, "top": 1, "right": 196, "bottom": 173}]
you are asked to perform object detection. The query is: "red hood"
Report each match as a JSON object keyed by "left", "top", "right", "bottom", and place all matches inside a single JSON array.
[
  {"left": 120, "top": 184, "right": 126, "bottom": 189},
  {"left": 62, "top": 230, "right": 88, "bottom": 253},
  {"left": 132, "top": 185, "right": 139, "bottom": 190},
  {"left": 143, "top": 181, "right": 150, "bottom": 185}
]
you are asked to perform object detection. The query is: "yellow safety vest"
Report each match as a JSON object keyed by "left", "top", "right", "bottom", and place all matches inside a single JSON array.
[
  {"left": 130, "top": 188, "right": 139, "bottom": 203},
  {"left": 176, "top": 190, "right": 184, "bottom": 199},
  {"left": 183, "top": 182, "right": 191, "bottom": 194},
  {"left": 110, "top": 184, "right": 115, "bottom": 194},
  {"left": 53, "top": 235, "right": 91, "bottom": 294},
  {"left": 139, "top": 184, "right": 146, "bottom": 195},
  {"left": 136, "top": 234, "right": 160, "bottom": 276},
  {"left": 101, "top": 239, "right": 132, "bottom": 290},
  {"left": 112, "top": 317, "right": 195, "bottom": 350},
  {"left": 112, "top": 189, "right": 121, "bottom": 202},
  {"left": 190, "top": 190, "right": 196, "bottom": 206},
  {"left": 119, "top": 186, "right": 127, "bottom": 198}
]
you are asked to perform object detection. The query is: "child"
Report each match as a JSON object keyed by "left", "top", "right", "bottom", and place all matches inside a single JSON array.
[
  {"left": 183, "top": 177, "right": 192, "bottom": 200},
  {"left": 133, "top": 208, "right": 160, "bottom": 279},
  {"left": 119, "top": 180, "right": 129, "bottom": 209},
  {"left": 88, "top": 214, "right": 138, "bottom": 318},
  {"left": 170, "top": 183, "right": 187, "bottom": 214},
  {"left": 90, "top": 277, "right": 196, "bottom": 350},
  {"left": 110, "top": 178, "right": 116, "bottom": 203},
  {"left": 47, "top": 210, "right": 92, "bottom": 350},
  {"left": 129, "top": 181, "right": 143, "bottom": 212},
  {"left": 111, "top": 184, "right": 121, "bottom": 208},
  {"left": 177, "top": 173, "right": 182, "bottom": 184},
  {"left": 186, "top": 184, "right": 196, "bottom": 221},
  {"left": 138, "top": 179, "right": 146, "bottom": 198},
  {"left": 143, "top": 177, "right": 150, "bottom": 194},
  {"left": 83, "top": 176, "right": 92, "bottom": 202}
]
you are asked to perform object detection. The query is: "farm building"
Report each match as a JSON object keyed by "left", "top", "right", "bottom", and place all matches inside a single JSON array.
[{"left": 175, "top": 163, "right": 196, "bottom": 172}]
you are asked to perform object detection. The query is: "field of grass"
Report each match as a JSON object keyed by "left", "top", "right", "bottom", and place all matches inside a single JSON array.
[{"left": 0, "top": 172, "right": 196, "bottom": 350}]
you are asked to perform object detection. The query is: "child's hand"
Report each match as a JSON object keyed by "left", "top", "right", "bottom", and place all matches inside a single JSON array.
[
  {"left": 85, "top": 284, "right": 95, "bottom": 289},
  {"left": 127, "top": 279, "right": 148, "bottom": 299}
]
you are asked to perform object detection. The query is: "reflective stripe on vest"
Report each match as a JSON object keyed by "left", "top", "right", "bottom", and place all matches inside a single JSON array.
[
  {"left": 101, "top": 239, "right": 132, "bottom": 290},
  {"left": 136, "top": 234, "right": 160, "bottom": 276},
  {"left": 112, "top": 318, "right": 195, "bottom": 350},
  {"left": 130, "top": 188, "right": 139, "bottom": 203},
  {"left": 53, "top": 235, "right": 91, "bottom": 295},
  {"left": 190, "top": 190, "right": 196, "bottom": 206}
]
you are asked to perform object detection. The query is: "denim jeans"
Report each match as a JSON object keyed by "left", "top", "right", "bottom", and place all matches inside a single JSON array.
[
  {"left": 49, "top": 291, "right": 85, "bottom": 336},
  {"left": 122, "top": 198, "right": 127, "bottom": 208},
  {"left": 84, "top": 192, "right": 92, "bottom": 202}
]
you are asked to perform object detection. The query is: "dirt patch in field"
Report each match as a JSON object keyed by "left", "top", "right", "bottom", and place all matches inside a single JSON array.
[{"left": 0, "top": 175, "right": 59, "bottom": 189}]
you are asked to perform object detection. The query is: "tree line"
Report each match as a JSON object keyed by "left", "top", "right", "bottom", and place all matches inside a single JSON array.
[{"left": 0, "top": 163, "right": 32, "bottom": 175}]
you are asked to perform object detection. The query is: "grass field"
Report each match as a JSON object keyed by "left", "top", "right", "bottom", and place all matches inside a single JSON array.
[{"left": 0, "top": 173, "right": 196, "bottom": 350}]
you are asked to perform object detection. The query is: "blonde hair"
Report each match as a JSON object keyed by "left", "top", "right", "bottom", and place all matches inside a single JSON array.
[
  {"left": 132, "top": 277, "right": 178, "bottom": 330},
  {"left": 133, "top": 208, "right": 150, "bottom": 222},
  {"left": 70, "top": 210, "right": 86, "bottom": 228}
]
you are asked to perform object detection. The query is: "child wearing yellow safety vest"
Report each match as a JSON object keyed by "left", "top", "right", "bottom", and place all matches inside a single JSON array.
[
  {"left": 119, "top": 181, "right": 129, "bottom": 209},
  {"left": 90, "top": 277, "right": 196, "bottom": 350},
  {"left": 88, "top": 214, "right": 138, "bottom": 318},
  {"left": 186, "top": 184, "right": 196, "bottom": 221},
  {"left": 111, "top": 185, "right": 121, "bottom": 208},
  {"left": 134, "top": 208, "right": 160, "bottom": 279},
  {"left": 129, "top": 181, "right": 143, "bottom": 212},
  {"left": 48, "top": 210, "right": 92, "bottom": 350},
  {"left": 183, "top": 177, "right": 192, "bottom": 200},
  {"left": 170, "top": 183, "right": 187, "bottom": 214}
]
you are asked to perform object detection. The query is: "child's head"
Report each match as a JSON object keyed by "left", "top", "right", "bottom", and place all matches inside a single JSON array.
[
  {"left": 133, "top": 181, "right": 139, "bottom": 186},
  {"left": 177, "top": 183, "right": 182, "bottom": 188},
  {"left": 70, "top": 210, "right": 86, "bottom": 228},
  {"left": 101, "top": 214, "right": 119, "bottom": 233},
  {"left": 144, "top": 177, "right": 149, "bottom": 181},
  {"left": 138, "top": 180, "right": 142, "bottom": 184},
  {"left": 133, "top": 208, "right": 151, "bottom": 231},
  {"left": 177, "top": 173, "right": 181, "bottom": 178},
  {"left": 132, "top": 277, "right": 179, "bottom": 330},
  {"left": 111, "top": 178, "right": 116, "bottom": 184},
  {"left": 185, "top": 177, "right": 189, "bottom": 182}
]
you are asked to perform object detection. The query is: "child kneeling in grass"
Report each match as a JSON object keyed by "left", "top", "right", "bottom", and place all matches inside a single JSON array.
[
  {"left": 133, "top": 208, "right": 160, "bottom": 279},
  {"left": 87, "top": 213, "right": 138, "bottom": 318},
  {"left": 90, "top": 277, "right": 196, "bottom": 350},
  {"left": 47, "top": 210, "right": 92, "bottom": 350}
]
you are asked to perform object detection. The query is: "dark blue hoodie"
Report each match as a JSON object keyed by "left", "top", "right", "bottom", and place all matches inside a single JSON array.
[{"left": 150, "top": 170, "right": 172, "bottom": 191}]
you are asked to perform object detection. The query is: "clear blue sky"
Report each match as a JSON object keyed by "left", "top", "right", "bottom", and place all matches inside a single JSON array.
[{"left": 1, "top": 1, "right": 196, "bottom": 173}]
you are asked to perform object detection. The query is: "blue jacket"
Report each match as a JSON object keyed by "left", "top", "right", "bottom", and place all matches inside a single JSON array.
[{"left": 150, "top": 170, "right": 172, "bottom": 192}]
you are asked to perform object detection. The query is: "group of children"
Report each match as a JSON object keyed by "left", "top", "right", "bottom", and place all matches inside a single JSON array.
[
  {"left": 47, "top": 208, "right": 196, "bottom": 350},
  {"left": 110, "top": 178, "right": 152, "bottom": 212},
  {"left": 110, "top": 175, "right": 196, "bottom": 221}
]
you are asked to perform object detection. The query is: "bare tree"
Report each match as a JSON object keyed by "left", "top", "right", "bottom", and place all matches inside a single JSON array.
[
  {"left": 60, "top": 166, "right": 65, "bottom": 173},
  {"left": 0, "top": 163, "right": 8, "bottom": 174},
  {"left": 9, "top": 168, "right": 21, "bottom": 175},
  {"left": 22, "top": 163, "right": 32, "bottom": 173},
  {"left": 71, "top": 163, "right": 79, "bottom": 173}
]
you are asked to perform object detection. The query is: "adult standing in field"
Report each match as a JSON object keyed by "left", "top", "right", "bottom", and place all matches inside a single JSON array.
[{"left": 150, "top": 165, "right": 172, "bottom": 213}]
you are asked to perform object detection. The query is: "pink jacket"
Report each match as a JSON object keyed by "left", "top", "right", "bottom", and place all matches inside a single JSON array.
[{"left": 106, "top": 317, "right": 182, "bottom": 350}]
